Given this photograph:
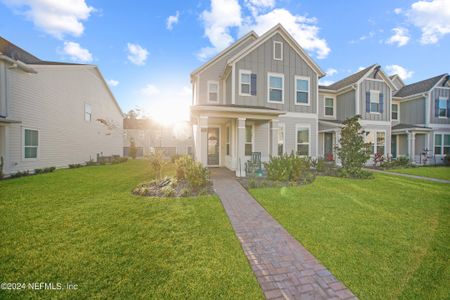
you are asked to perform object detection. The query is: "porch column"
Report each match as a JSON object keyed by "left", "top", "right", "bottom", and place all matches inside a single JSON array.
[
  {"left": 199, "top": 116, "right": 208, "bottom": 166},
  {"left": 408, "top": 131, "right": 416, "bottom": 163},
  {"left": 335, "top": 129, "right": 341, "bottom": 166},
  {"left": 270, "top": 119, "right": 279, "bottom": 157},
  {"left": 236, "top": 117, "right": 246, "bottom": 177}
]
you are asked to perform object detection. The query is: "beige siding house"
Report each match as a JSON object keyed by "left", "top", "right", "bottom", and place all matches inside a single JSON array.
[
  {"left": 191, "top": 24, "right": 450, "bottom": 173},
  {"left": 0, "top": 37, "right": 123, "bottom": 175}
]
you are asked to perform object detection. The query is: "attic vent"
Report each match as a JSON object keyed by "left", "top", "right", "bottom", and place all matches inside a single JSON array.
[{"left": 273, "top": 41, "right": 283, "bottom": 61}]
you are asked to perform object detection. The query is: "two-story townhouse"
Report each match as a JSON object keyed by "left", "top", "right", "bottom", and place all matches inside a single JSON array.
[
  {"left": 317, "top": 64, "right": 396, "bottom": 164},
  {"left": 391, "top": 74, "right": 450, "bottom": 164},
  {"left": 190, "top": 24, "right": 325, "bottom": 176},
  {"left": 0, "top": 37, "right": 123, "bottom": 175}
]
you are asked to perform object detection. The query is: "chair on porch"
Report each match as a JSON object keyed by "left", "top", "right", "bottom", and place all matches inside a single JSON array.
[{"left": 245, "top": 152, "right": 263, "bottom": 176}]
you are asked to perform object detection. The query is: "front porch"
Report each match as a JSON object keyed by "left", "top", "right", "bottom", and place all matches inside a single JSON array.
[
  {"left": 191, "top": 105, "right": 284, "bottom": 177},
  {"left": 391, "top": 124, "right": 433, "bottom": 164}
]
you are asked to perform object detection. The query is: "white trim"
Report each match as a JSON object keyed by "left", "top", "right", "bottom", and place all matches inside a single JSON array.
[
  {"left": 283, "top": 112, "right": 318, "bottom": 119},
  {"left": 22, "top": 127, "right": 39, "bottom": 161},
  {"left": 231, "top": 63, "right": 236, "bottom": 104},
  {"left": 360, "top": 120, "right": 391, "bottom": 126},
  {"left": 323, "top": 95, "right": 336, "bottom": 118},
  {"left": 238, "top": 69, "right": 252, "bottom": 97},
  {"left": 207, "top": 80, "right": 219, "bottom": 103},
  {"left": 225, "top": 124, "right": 231, "bottom": 156},
  {"left": 430, "top": 75, "right": 449, "bottom": 91},
  {"left": 273, "top": 41, "right": 283, "bottom": 61},
  {"left": 222, "top": 79, "right": 226, "bottom": 104},
  {"left": 244, "top": 123, "right": 255, "bottom": 157},
  {"left": 294, "top": 75, "right": 310, "bottom": 106},
  {"left": 278, "top": 122, "right": 285, "bottom": 155},
  {"left": 425, "top": 93, "right": 430, "bottom": 126},
  {"left": 391, "top": 103, "right": 399, "bottom": 121},
  {"left": 355, "top": 84, "right": 360, "bottom": 115},
  {"left": 365, "top": 78, "right": 385, "bottom": 82},
  {"left": 427, "top": 124, "right": 450, "bottom": 129},
  {"left": 295, "top": 123, "right": 312, "bottom": 157},
  {"left": 267, "top": 72, "right": 284, "bottom": 104},
  {"left": 206, "top": 126, "right": 221, "bottom": 167}
]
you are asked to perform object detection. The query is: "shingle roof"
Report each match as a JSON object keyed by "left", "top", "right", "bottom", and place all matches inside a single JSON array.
[
  {"left": 394, "top": 74, "right": 447, "bottom": 97},
  {"left": 392, "top": 124, "right": 431, "bottom": 130},
  {"left": 323, "top": 64, "right": 376, "bottom": 90},
  {"left": 0, "top": 36, "right": 83, "bottom": 65}
]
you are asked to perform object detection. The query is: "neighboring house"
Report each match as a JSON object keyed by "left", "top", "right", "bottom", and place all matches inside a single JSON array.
[
  {"left": 391, "top": 74, "right": 450, "bottom": 164},
  {"left": 123, "top": 118, "right": 194, "bottom": 158},
  {"left": 190, "top": 24, "right": 449, "bottom": 176},
  {"left": 0, "top": 37, "right": 123, "bottom": 175}
]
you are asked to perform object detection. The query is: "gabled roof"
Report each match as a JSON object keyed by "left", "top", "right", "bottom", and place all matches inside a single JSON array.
[
  {"left": 190, "top": 31, "right": 258, "bottom": 77},
  {"left": 0, "top": 36, "right": 83, "bottom": 65},
  {"left": 394, "top": 74, "right": 448, "bottom": 98},
  {"left": 324, "top": 64, "right": 376, "bottom": 90},
  {"left": 226, "top": 24, "right": 325, "bottom": 77},
  {"left": 389, "top": 74, "right": 405, "bottom": 88}
]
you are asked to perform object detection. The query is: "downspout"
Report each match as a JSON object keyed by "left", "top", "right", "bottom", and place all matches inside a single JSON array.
[
  {"left": 442, "top": 75, "right": 450, "bottom": 87},
  {"left": 373, "top": 65, "right": 381, "bottom": 79}
]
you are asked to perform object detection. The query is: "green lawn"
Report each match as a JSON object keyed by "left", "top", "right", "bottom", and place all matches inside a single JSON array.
[
  {"left": 0, "top": 160, "right": 262, "bottom": 299},
  {"left": 388, "top": 166, "right": 450, "bottom": 181},
  {"left": 250, "top": 174, "right": 450, "bottom": 300}
]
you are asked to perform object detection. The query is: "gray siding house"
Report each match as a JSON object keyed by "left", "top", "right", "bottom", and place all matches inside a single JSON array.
[{"left": 191, "top": 24, "right": 450, "bottom": 175}]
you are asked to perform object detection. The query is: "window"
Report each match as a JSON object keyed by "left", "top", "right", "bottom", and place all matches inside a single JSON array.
[
  {"left": 245, "top": 125, "right": 253, "bottom": 156},
  {"left": 370, "top": 90, "right": 380, "bottom": 113},
  {"left": 239, "top": 70, "right": 251, "bottom": 96},
  {"left": 84, "top": 103, "right": 92, "bottom": 122},
  {"left": 273, "top": 41, "right": 283, "bottom": 60},
  {"left": 278, "top": 123, "right": 285, "bottom": 155},
  {"left": 295, "top": 76, "right": 309, "bottom": 105},
  {"left": 366, "top": 131, "right": 385, "bottom": 155},
  {"left": 392, "top": 103, "right": 399, "bottom": 120},
  {"left": 268, "top": 73, "right": 284, "bottom": 103},
  {"left": 226, "top": 126, "right": 230, "bottom": 155},
  {"left": 434, "top": 134, "right": 450, "bottom": 155},
  {"left": 324, "top": 97, "right": 334, "bottom": 116},
  {"left": 296, "top": 126, "right": 309, "bottom": 156},
  {"left": 438, "top": 98, "right": 447, "bottom": 118},
  {"left": 24, "top": 128, "right": 38, "bottom": 159},
  {"left": 207, "top": 81, "right": 219, "bottom": 102}
]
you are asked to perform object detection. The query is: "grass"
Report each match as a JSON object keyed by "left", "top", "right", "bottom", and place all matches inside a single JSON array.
[
  {"left": 387, "top": 166, "right": 450, "bottom": 181},
  {"left": 250, "top": 174, "right": 450, "bottom": 300},
  {"left": 0, "top": 160, "right": 262, "bottom": 299}
]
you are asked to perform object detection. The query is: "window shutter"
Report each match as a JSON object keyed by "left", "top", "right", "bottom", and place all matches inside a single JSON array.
[
  {"left": 250, "top": 74, "right": 257, "bottom": 96},
  {"left": 379, "top": 93, "right": 384, "bottom": 113},
  {"left": 435, "top": 99, "right": 439, "bottom": 117},
  {"left": 366, "top": 91, "right": 370, "bottom": 113},
  {"left": 447, "top": 99, "right": 450, "bottom": 117}
]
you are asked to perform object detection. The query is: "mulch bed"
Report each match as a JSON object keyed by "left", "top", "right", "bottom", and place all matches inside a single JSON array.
[{"left": 132, "top": 177, "right": 215, "bottom": 197}]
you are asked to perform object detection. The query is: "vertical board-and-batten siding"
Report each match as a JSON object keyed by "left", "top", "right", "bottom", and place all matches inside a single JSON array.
[
  {"left": 278, "top": 116, "right": 318, "bottom": 157},
  {"left": 360, "top": 79, "right": 391, "bottom": 121},
  {"left": 5, "top": 65, "right": 123, "bottom": 174},
  {"left": 197, "top": 38, "right": 255, "bottom": 105},
  {"left": 336, "top": 90, "right": 355, "bottom": 121},
  {"left": 234, "top": 33, "right": 318, "bottom": 113},
  {"left": 400, "top": 97, "right": 426, "bottom": 125},
  {"left": 430, "top": 87, "right": 450, "bottom": 124}
]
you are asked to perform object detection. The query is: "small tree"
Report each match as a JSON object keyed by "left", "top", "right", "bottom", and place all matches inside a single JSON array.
[
  {"left": 129, "top": 138, "right": 137, "bottom": 159},
  {"left": 336, "top": 115, "right": 371, "bottom": 178},
  {"left": 148, "top": 150, "right": 169, "bottom": 179}
]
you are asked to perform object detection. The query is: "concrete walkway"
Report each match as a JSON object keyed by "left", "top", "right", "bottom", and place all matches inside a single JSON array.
[
  {"left": 211, "top": 168, "right": 357, "bottom": 300},
  {"left": 366, "top": 168, "right": 450, "bottom": 184}
]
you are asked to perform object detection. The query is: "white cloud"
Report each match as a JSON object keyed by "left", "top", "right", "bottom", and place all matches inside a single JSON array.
[
  {"left": 3, "top": 0, "right": 93, "bottom": 39},
  {"left": 386, "top": 27, "right": 410, "bottom": 47},
  {"left": 166, "top": 11, "right": 180, "bottom": 30},
  {"left": 62, "top": 41, "right": 92, "bottom": 62},
  {"left": 385, "top": 64, "right": 414, "bottom": 80},
  {"left": 197, "top": 0, "right": 242, "bottom": 61},
  {"left": 127, "top": 43, "right": 149, "bottom": 65},
  {"left": 319, "top": 80, "right": 334, "bottom": 86},
  {"left": 394, "top": 8, "right": 402, "bottom": 15},
  {"left": 177, "top": 86, "right": 192, "bottom": 97},
  {"left": 197, "top": 1, "right": 330, "bottom": 60},
  {"left": 325, "top": 68, "right": 337, "bottom": 76},
  {"left": 106, "top": 79, "right": 119, "bottom": 87},
  {"left": 407, "top": 0, "right": 450, "bottom": 44},
  {"left": 140, "top": 84, "right": 160, "bottom": 96},
  {"left": 241, "top": 8, "right": 330, "bottom": 59}
]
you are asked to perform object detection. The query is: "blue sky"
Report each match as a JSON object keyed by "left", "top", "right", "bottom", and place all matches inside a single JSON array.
[{"left": 1, "top": 0, "right": 449, "bottom": 122}]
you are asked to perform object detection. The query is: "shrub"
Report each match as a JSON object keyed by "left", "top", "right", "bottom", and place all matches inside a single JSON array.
[
  {"left": 175, "top": 155, "right": 210, "bottom": 191},
  {"left": 112, "top": 157, "right": 128, "bottom": 164},
  {"left": 161, "top": 185, "right": 175, "bottom": 197},
  {"left": 380, "top": 156, "right": 412, "bottom": 169},
  {"left": 86, "top": 159, "right": 97, "bottom": 166},
  {"left": 148, "top": 150, "right": 170, "bottom": 179},
  {"left": 34, "top": 167, "right": 56, "bottom": 174},
  {"left": 373, "top": 153, "right": 384, "bottom": 167},
  {"left": 264, "top": 152, "right": 314, "bottom": 182},
  {"left": 129, "top": 139, "right": 137, "bottom": 159},
  {"left": 336, "top": 115, "right": 372, "bottom": 178},
  {"left": 444, "top": 154, "right": 450, "bottom": 166},
  {"left": 69, "top": 164, "right": 83, "bottom": 168},
  {"left": 10, "top": 170, "right": 30, "bottom": 178}
]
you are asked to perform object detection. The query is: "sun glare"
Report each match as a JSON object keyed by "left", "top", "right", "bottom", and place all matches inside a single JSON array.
[{"left": 150, "top": 103, "right": 190, "bottom": 126}]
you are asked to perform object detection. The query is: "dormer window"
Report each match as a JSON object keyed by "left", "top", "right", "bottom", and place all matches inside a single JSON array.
[{"left": 273, "top": 41, "right": 283, "bottom": 61}]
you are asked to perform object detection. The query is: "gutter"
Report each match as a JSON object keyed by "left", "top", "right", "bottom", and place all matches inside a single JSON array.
[{"left": 0, "top": 54, "right": 37, "bottom": 73}]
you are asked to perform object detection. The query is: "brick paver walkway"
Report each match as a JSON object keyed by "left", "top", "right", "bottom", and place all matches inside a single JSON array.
[{"left": 211, "top": 168, "right": 357, "bottom": 300}]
